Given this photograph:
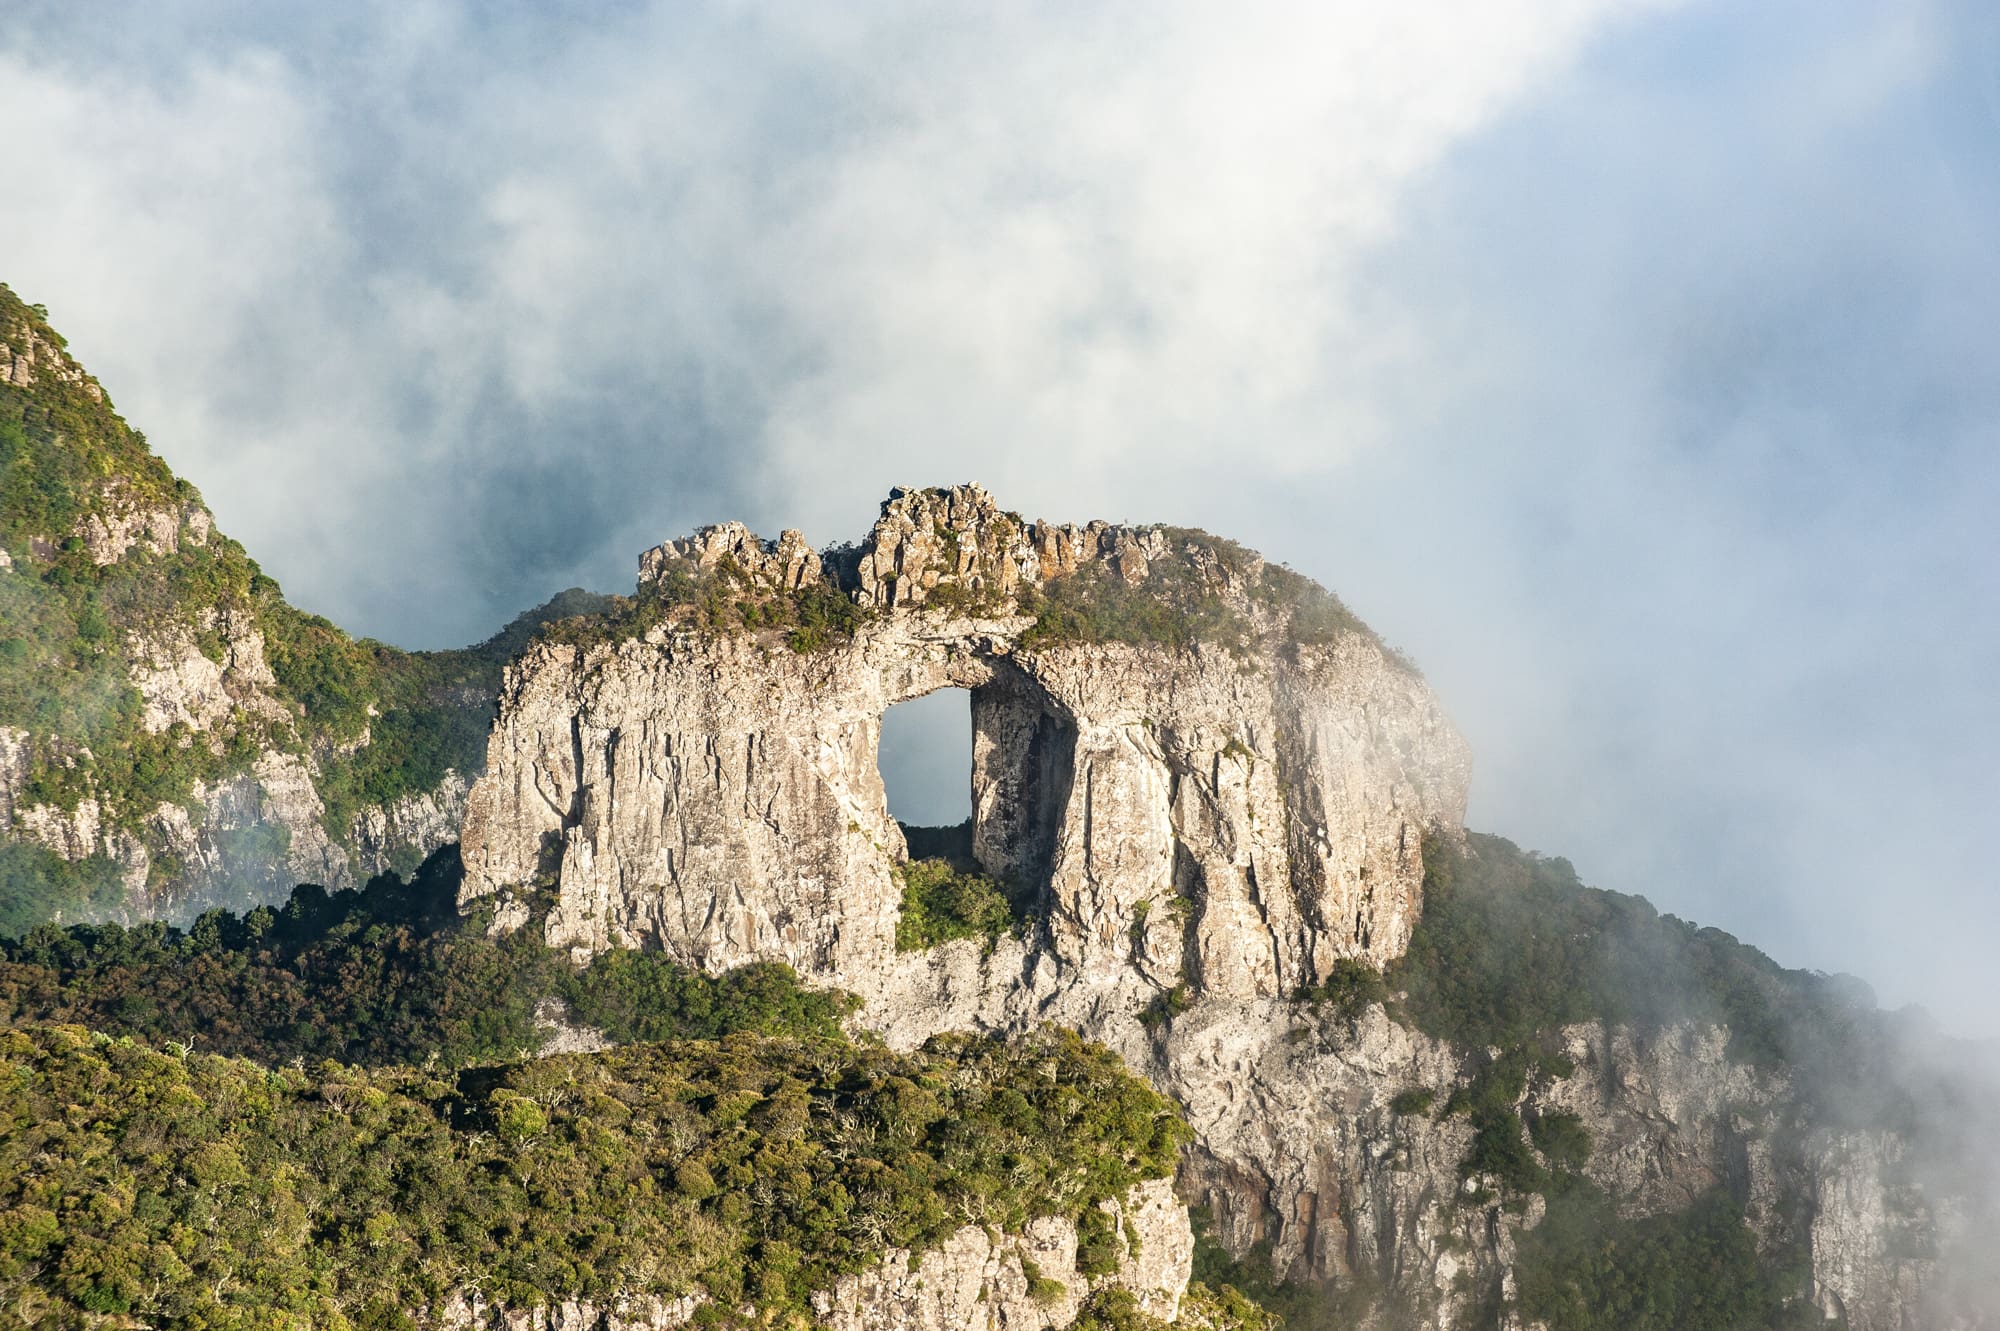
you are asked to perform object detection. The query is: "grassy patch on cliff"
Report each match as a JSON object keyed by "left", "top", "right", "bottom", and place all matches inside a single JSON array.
[
  {"left": 1020, "top": 557, "right": 1256, "bottom": 653},
  {"left": 892, "top": 821, "right": 1037, "bottom": 952},
  {"left": 0, "top": 1021, "right": 1186, "bottom": 1328},
  {"left": 1017, "top": 526, "right": 1399, "bottom": 661}
]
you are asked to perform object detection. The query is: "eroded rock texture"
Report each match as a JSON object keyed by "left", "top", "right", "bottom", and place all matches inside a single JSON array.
[
  {"left": 459, "top": 486, "right": 1978, "bottom": 1330},
  {"left": 460, "top": 484, "right": 1470, "bottom": 993}
]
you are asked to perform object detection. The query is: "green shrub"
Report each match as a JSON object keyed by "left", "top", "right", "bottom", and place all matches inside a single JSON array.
[
  {"left": 1176, "top": 1282, "right": 1284, "bottom": 1331},
  {"left": 557, "top": 949, "right": 856, "bottom": 1043},
  {"left": 1461, "top": 1106, "right": 1547, "bottom": 1196},
  {"left": 1529, "top": 1110, "right": 1593, "bottom": 1171},
  {"left": 1139, "top": 983, "right": 1193, "bottom": 1032},
  {"left": 895, "top": 857, "right": 1021, "bottom": 951},
  {"left": 1068, "top": 1287, "right": 1182, "bottom": 1330},
  {"left": 1390, "top": 1087, "right": 1436, "bottom": 1117},
  {"left": 1075, "top": 1205, "right": 1123, "bottom": 1276},
  {"left": 1020, "top": 1256, "right": 1068, "bottom": 1304},
  {"left": 1295, "top": 958, "right": 1389, "bottom": 1021}
]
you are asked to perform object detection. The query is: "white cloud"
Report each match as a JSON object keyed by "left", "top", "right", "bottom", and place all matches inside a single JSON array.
[
  {"left": 3, "top": 0, "right": 1995, "bottom": 1037},
  {"left": 0, "top": 1, "right": 1654, "bottom": 628}
]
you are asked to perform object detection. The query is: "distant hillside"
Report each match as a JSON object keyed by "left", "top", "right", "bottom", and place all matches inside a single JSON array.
[{"left": 0, "top": 283, "right": 609, "bottom": 930}]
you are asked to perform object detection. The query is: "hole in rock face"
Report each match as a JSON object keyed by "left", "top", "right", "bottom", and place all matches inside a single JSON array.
[
  {"left": 876, "top": 670, "right": 1077, "bottom": 938},
  {"left": 879, "top": 687, "right": 973, "bottom": 856}
]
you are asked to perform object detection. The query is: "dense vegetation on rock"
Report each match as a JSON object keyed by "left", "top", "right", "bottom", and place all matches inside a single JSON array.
[
  {"left": 1515, "top": 1186, "right": 1820, "bottom": 1331},
  {"left": 0, "top": 846, "right": 1197, "bottom": 1327},
  {"left": 1392, "top": 832, "right": 1889, "bottom": 1082},
  {"left": 535, "top": 553, "right": 870, "bottom": 655},
  {"left": 0, "top": 842, "right": 126, "bottom": 939},
  {"left": 0, "top": 283, "right": 614, "bottom": 921},
  {"left": 894, "top": 856, "right": 1018, "bottom": 950},
  {"left": 0, "top": 848, "right": 850, "bottom": 1069},
  {"left": 0, "top": 1021, "right": 1186, "bottom": 1328},
  {"left": 891, "top": 821, "right": 1037, "bottom": 952}
]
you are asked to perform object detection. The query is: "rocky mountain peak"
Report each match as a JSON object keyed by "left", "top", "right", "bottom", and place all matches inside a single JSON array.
[{"left": 463, "top": 486, "right": 1471, "bottom": 992}]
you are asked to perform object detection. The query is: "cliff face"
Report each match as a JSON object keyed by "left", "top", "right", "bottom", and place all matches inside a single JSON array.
[
  {"left": 462, "top": 484, "right": 1470, "bottom": 996},
  {"left": 1155, "top": 1006, "right": 1976, "bottom": 1331},
  {"left": 460, "top": 486, "right": 1984, "bottom": 1330}
]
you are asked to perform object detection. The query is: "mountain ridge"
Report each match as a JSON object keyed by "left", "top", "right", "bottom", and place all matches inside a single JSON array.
[
  {"left": 0, "top": 282, "right": 616, "bottom": 928},
  {"left": 0, "top": 286, "right": 1993, "bottom": 1329}
]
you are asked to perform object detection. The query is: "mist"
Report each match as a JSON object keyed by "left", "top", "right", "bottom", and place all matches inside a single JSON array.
[{"left": 0, "top": 2, "right": 1994, "bottom": 1039}]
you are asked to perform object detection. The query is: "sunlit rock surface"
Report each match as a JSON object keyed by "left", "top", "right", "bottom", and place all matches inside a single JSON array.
[
  {"left": 461, "top": 484, "right": 1471, "bottom": 989},
  {"left": 456, "top": 486, "right": 1986, "bottom": 1330}
]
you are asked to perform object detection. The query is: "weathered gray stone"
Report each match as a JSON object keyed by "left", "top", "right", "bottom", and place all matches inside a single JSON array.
[
  {"left": 462, "top": 486, "right": 1470, "bottom": 990},
  {"left": 456, "top": 486, "right": 1980, "bottom": 1330}
]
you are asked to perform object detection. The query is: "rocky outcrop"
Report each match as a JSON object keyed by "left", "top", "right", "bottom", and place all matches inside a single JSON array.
[
  {"left": 814, "top": 1178, "right": 1192, "bottom": 1331},
  {"left": 351, "top": 769, "right": 473, "bottom": 880},
  {"left": 457, "top": 486, "right": 1981, "bottom": 1330},
  {"left": 462, "top": 485, "right": 1470, "bottom": 987},
  {"left": 437, "top": 1290, "right": 706, "bottom": 1330},
  {"left": 77, "top": 477, "right": 212, "bottom": 566},
  {"left": 0, "top": 314, "right": 104, "bottom": 399},
  {"left": 124, "top": 603, "right": 289, "bottom": 735}
]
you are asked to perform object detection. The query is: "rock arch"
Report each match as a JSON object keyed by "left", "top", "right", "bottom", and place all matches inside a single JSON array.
[{"left": 457, "top": 486, "right": 1471, "bottom": 1003}]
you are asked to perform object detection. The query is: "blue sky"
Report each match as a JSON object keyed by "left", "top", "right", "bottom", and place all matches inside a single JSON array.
[{"left": 3, "top": 1, "right": 1995, "bottom": 1032}]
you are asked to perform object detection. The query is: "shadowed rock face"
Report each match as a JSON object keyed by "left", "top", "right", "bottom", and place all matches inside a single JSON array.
[{"left": 458, "top": 484, "right": 1472, "bottom": 995}]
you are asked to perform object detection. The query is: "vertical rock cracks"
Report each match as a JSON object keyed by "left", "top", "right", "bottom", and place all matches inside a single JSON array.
[{"left": 455, "top": 486, "right": 1963, "bottom": 1329}]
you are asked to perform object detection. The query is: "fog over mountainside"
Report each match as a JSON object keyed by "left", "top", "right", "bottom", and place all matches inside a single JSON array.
[
  {"left": 3, "top": 415, "right": 1996, "bottom": 1324},
  {"left": 2, "top": 1, "right": 1993, "bottom": 1036}
]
